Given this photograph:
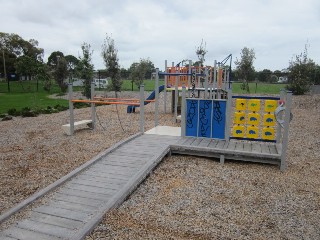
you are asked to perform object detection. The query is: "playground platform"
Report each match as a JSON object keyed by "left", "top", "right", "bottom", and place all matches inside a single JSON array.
[{"left": 1, "top": 129, "right": 282, "bottom": 239}]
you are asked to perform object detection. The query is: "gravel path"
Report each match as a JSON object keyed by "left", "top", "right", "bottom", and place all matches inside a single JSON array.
[{"left": 0, "top": 92, "right": 319, "bottom": 239}]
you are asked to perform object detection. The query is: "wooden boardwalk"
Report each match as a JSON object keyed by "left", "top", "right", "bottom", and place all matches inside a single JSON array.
[
  {"left": 1, "top": 133, "right": 282, "bottom": 239},
  {"left": 1, "top": 134, "right": 180, "bottom": 240},
  {"left": 171, "top": 137, "right": 281, "bottom": 166}
]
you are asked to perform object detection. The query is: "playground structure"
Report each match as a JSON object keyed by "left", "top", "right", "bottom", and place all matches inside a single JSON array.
[{"left": 63, "top": 55, "right": 293, "bottom": 171}]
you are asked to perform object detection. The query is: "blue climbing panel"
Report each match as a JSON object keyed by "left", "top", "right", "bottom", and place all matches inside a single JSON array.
[{"left": 186, "top": 99, "right": 226, "bottom": 139}]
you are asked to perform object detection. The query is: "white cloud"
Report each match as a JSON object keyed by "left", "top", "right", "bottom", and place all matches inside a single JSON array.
[{"left": 1, "top": 0, "right": 319, "bottom": 71}]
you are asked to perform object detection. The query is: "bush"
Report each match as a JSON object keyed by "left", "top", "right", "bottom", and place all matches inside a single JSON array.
[
  {"left": 8, "top": 108, "right": 20, "bottom": 116},
  {"left": 20, "top": 107, "right": 39, "bottom": 117}
]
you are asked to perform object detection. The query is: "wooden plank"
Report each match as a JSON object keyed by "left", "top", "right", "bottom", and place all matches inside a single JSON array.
[
  {"left": 17, "top": 219, "right": 73, "bottom": 239},
  {"left": 269, "top": 144, "right": 278, "bottom": 155},
  {"left": 29, "top": 212, "right": 83, "bottom": 230},
  {"left": 176, "top": 137, "right": 190, "bottom": 145},
  {"left": 252, "top": 143, "right": 262, "bottom": 153},
  {"left": 234, "top": 142, "right": 244, "bottom": 151},
  {"left": 0, "top": 236, "right": 16, "bottom": 240},
  {"left": 2, "top": 226, "right": 61, "bottom": 240},
  {"left": 261, "top": 144, "right": 270, "bottom": 154},
  {"left": 198, "top": 138, "right": 211, "bottom": 147},
  {"left": 227, "top": 141, "right": 237, "bottom": 150},
  {"left": 103, "top": 159, "right": 146, "bottom": 167},
  {"left": 243, "top": 142, "right": 252, "bottom": 152},
  {"left": 181, "top": 137, "right": 196, "bottom": 146},
  {"left": 49, "top": 200, "right": 97, "bottom": 213},
  {"left": 223, "top": 141, "right": 230, "bottom": 149},
  {"left": 109, "top": 150, "right": 154, "bottom": 158},
  {"left": 191, "top": 138, "right": 203, "bottom": 146},
  {"left": 95, "top": 162, "right": 140, "bottom": 170},
  {"left": 69, "top": 179, "right": 121, "bottom": 191},
  {"left": 33, "top": 206, "right": 91, "bottom": 222},
  {"left": 80, "top": 171, "right": 129, "bottom": 182},
  {"left": 208, "top": 139, "right": 218, "bottom": 148},
  {"left": 215, "top": 140, "right": 226, "bottom": 149},
  {"left": 88, "top": 166, "right": 135, "bottom": 176},
  {"left": 53, "top": 193, "right": 103, "bottom": 207},
  {"left": 65, "top": 183, "right": 117, "bottom": 195},
  {"left": 76, "top": 173, "right": 128, "bottom": 184},
  {"left": 58, "top": 188, "right": 111, "bottom": 201}
]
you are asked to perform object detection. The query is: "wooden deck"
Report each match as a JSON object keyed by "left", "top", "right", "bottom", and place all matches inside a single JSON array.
[
  {"left": 171, "top": 137, "right": 281, "bottom": 166},
  {"left": 1, "top": 134, "right": 180, "bottom": 240},
  {"left": 1, "top": 133, "right": 283, "bottom": 239}
]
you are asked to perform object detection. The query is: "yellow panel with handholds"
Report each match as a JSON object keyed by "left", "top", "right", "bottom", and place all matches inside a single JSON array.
[
  {"left": 234, "top": 112, "right": 246, "bottom": 125},
  {"left": 262, "top": 127, "right": 275, "bottom": 140},
  {"left": 263, "top": 113, "right": 276, "bottom": 127},
  {"left": 235, "top": 99, "right": 246, "bottom": 111},
  {"left": 246, "top": 126, "right": 259, "bottom": 139},
  {"left": 248, "top": 99, "right": 261, "bottom": 112},
  {"left": 232, "top": 125, "right": 245, "bottom": 138},
  {"left": 247, "top": 112, "right": 260, "bottom": 126},
  {"left": 264, "top": 100, "right": 278, "bottom": 112}
]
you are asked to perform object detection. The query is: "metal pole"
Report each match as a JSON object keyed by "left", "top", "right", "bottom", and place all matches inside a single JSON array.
[
  {"left": 91, "top": 82, "right": 96, "bottom": 130},
  {"left": 68, "top": 83, "right": 74, "bottom": 135},
  {"left": 155, "top": 68, "right": 159, "bottom": 127},
  {"left": 181, "top": 84, "right": 186, "bottom": 137},
  {"left": 140, "top": 84, "right": 145, "bottom": 133},
  {"left": 213, "top": 60, "right": 217, "bottom": 90},
  {"left": 280, "top": 91, "right": 293, "bottom": 171}
]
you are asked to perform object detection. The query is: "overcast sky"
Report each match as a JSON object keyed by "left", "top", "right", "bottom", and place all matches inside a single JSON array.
[{"left": 1, "top": 0, "right": 319, "bottom": 71}]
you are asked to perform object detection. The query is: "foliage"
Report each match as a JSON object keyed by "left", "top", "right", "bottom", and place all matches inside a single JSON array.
[
  {"left": 129, "top": 58, "right": 155, "bottom": 88},
  {"left": 76, "top": 43, "right": 94, "bottom": 98},
  {"left": 234, "top": 47, "right": 256, "bottom": 93},
  {"left": 54, "top": 56, "right": 68, "bottom": 92},
  {"left": 34, "top": 63, "right": 53, "bottom": 92},
  {"left": 0, "top": 32, "right": 44, "bottom": 77},
  {"left": 195, "top": 39, "right": 208, "bottom": 67},
  {"left": 47, "top": 51, "right": 64, "bottom": 67},
  {"left": 256, "top": 69, "right": 272, "bottom": 82},
  {"left": 120, "top": 67, "right": 130, "bottom": 79},
  {"left": 101, "top": 34, "right": 121, "bottom": 92},
  {"left": 286, "top": 44, "right": 316, "bottom": 95}
]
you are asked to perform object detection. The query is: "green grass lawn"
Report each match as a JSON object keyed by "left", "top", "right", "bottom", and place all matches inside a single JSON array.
[
  {"left": 0, "top": 80, "right": 287, "bottom": 115},
  {"left": 231, "top": 82, "right": 287, "bottom": 94}
]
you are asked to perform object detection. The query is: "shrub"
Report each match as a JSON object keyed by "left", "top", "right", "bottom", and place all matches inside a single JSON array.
[
  {"left": 21, "top": 107, "right": 39, "bottom": 117},
  {"left": 8, "top": 108, "right": 20, "bottom": 116}
]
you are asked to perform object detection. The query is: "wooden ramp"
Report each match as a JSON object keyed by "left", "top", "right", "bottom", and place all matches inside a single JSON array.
[
  {"left": 1, "top": 134, "right": 180, "bottom": 240},
  {"left": 171, "top": 137, "right": 281, "bottom": 166}
]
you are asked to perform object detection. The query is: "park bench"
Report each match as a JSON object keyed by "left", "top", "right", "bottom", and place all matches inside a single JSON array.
[{"left": 62, "top": 120, "right": 93, "bottom": 135}]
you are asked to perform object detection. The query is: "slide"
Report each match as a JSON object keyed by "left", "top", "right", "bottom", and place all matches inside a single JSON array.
[{"left": 127, "top": 85, "right": 165, "bottom": 113}]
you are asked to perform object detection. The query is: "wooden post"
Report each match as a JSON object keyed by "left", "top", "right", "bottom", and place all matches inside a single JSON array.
[
  {"left": 280, "top": 91, "right": 292, "bottom": 171},
  {"left": 181, "top": 85, "right": 186, "bottom": 137},
  {"left": 140, "top": 85, "right": 145, "bottom": 133},
  {"left": 204, "top": 68, "right": 208, "bottom": 99},
  {"left": 164, "top": 60, "right": 167, "bottom": 113},
  {"left": 188, "top": 60, "right": 192, "bottom": 98},
  {"left": 276, "top": 90, "right": 285, "bottom": 143},
  {"left": 91, "top": 82, "right": 96, "bottom": 130},
  {"left": 68, "top": 83, "right": 74, "bottom": 135},
  {"left": 225, "top": 89, "right": 232, "bottom": 140},
  {"left": 174, "top": 69, "right": 178, "bottom": 122},
  {"left": 155, "top": 68, "right": 159, "bottom": 127}
]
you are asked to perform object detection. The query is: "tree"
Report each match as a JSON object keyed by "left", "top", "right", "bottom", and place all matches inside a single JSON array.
[
  {"left": 47, "top": 51, "right": 64, "bottom": 67},
  {"left": 0, "top": 32, "right": 43, "bottom": 79},
  {"left": 195, "top": 39, "right": 208, "bottom": 67},
  {"left": 101, "top": 34, "right": 121, "bottom": 92},
  {"left": 54, "top": 56, "right": 68, "bottom": 92},
  {"left": 120, "top": 67, "right": 130, "bottom": 79},
  {"left": 286, "top": 44, "right": 316, "bottom": 94},
  {"left": 129, "top": 58, "right": 155, "bottom": 89},
  {"left": 234, "top": 47, "right": 256, "bottom": 92},
  {"left": 76, "top": 43, "right": 94, "bottom": 98},
  {"left": 256, "top": 69, "right": 272, "bottom": 82},
  {"left": 14, "top": 55, "right": 39, "bottom": 80}
]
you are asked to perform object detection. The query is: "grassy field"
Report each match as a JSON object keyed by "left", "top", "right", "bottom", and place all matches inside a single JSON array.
[{"left": 0, "top": 80, "right": 287, "bottom": 114}]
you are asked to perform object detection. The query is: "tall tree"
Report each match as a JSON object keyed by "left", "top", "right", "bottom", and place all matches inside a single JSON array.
[
  {"left": 195, "top": 39, "right": 208, "bottom": 67},
  {"left": 234, "top": 47, "right": 256, "bottom": 92},
  {"left": 101, "top": 34, "right": 121, "bottom": 92},
  {"left": 76, "top": 43, "right": 94, "bottom": 98},
  {"left": 129, "top": 58, "right": 155, "bottom": 88},
  {"left": 287, "top": 44, "right": 316, "bottom": 94},
  {"left": 47, "top": 51, "right": 64, "bottom": 67}
]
